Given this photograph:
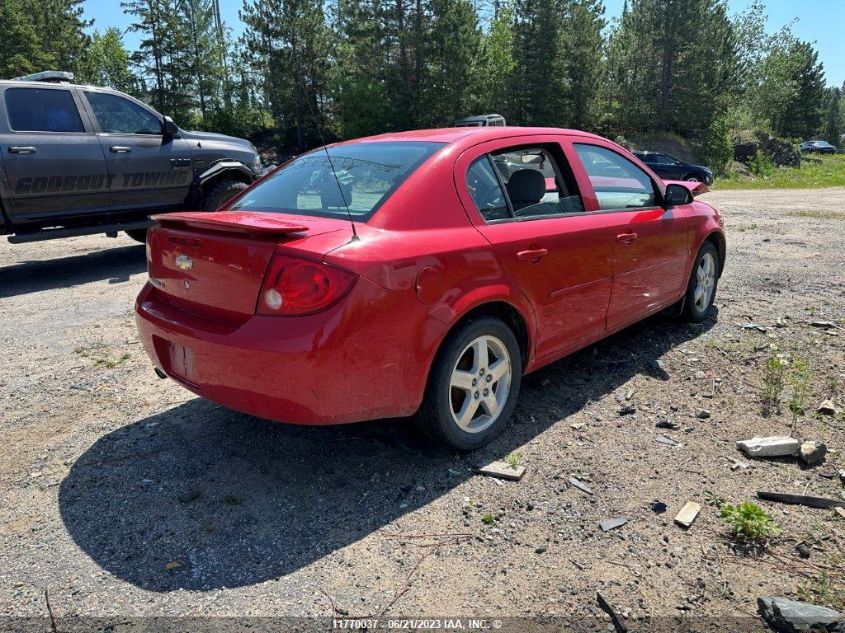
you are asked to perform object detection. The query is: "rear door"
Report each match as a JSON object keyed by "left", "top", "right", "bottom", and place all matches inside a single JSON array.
[
  {"left": 81, "top": 90, "right": 194, "bottom": 213},
  {"left": 455, "top": 136, "right": 616, "bottom": 361},
  {"left": 0, "top": 84, "right": 110, "bottom": 226},
  {"left": 571, "top": 142, "right": 691, "bottom": 331}
]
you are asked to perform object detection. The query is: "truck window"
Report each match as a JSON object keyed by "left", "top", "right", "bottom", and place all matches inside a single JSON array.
[
  {"left": 84, "top": 92, "right": 162, "bottom": 135},
  {"left": 5, "top": 88, "right": 84, "bottom": 133}
]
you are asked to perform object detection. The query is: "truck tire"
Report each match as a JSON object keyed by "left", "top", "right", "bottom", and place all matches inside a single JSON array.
[
  {"left": 125, "top": 229, "right": 148, "bottom": 243},
  {"left": 202, "top": 178, "right": 249, "bottom": 211}
]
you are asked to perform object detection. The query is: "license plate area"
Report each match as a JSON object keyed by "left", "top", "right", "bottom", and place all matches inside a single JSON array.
[{"left": 153, "top": 336, "right": 196, "bottom": 381}]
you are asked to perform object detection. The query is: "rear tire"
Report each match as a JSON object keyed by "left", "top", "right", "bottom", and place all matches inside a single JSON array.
[
  {"left": 202, "top": 178, "right": 249, "bottom": 211},
  {"left": 682, "top": 242, "right": 719, "bottom": 322},
  {"left": 417, "top": 317, "right": 522, "bottom": 450},
  {"left": 125, "top": 228, "right": 148, "bottom": 243}
]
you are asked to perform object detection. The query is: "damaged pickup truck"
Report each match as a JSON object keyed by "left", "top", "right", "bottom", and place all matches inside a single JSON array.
[{"left": 0, "top": 71, "right": 261, "bottom": 244}]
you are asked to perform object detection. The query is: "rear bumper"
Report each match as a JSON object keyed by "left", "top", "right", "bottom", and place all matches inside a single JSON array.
[{"left": 135, "top": 279, "right": 427, "bottom": 424}]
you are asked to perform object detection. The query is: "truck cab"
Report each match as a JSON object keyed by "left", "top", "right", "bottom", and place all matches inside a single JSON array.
[{"left": 0, "top": 71, "right": 261, "bottom": 243}]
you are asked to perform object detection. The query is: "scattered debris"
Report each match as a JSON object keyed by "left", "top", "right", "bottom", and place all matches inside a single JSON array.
[
  {"left": 809, "top": 320, "right": 839, "bottom": 330},
  {"left": 479, "top": 461, "right": 525, "bottom": 481},
  {"left": 817, "top": 399, "right": 837, "bottom": 416},
  {"left": 656, "top": 418, "right": 680, "bottom": 430},
  {"left": 617, "top": 404, "right": 636, "bottom": 416},
  {"left": 650, "top": 501, "right": 667, "bottom": 514},
  {"left": 757, "top": 596, "right": 841, "bottom": 633},
  {"left": 656, "top": 435, "right": 680, "bottom": 447},
  {"left": 674, "top": 502, "right": 701, "bottom": 528},
  {"left": 742, "top": 323, "right": 768, "bottom": 332},
  {"left": 568, "top": 476, "right": 594, "bottom": 496},
  {"left": 795, "top": 542, "right": 812, "bottom": 559},
  {"left": 728, "top": 457, "right": 750, "bottom": 471},
  {"left": 599, "top": 517, "right": 628, "bottom": 532},
  {"left": 737, "top": 436, "right": 800, "bottom": 458},
  {"left": 695, "top": 408, "right": 712, "bottom": 419},
  {"left": 534, "top": 545, "right": 547, "bottom": 554},
  {"left": 570, "top": 422, "right": 586, "bottom": 430},
  {"left": 799, "top": 441, "right": 827, "bottom": 467},
  {"left": 164, "top": 560, "right": 181, "bottom": 571},
  {"left": 596, "top": 592, "right": 628, "bottom": 633},
  {"left": 757, "top": 491, "right": 845, "bottom": 509}
]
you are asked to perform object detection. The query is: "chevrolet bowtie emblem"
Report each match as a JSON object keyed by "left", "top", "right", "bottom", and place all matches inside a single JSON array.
[{"left": 175, "top": 254, "right": 193, "bottom": 271}]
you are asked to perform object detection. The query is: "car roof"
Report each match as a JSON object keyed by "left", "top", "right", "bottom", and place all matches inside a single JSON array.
[{"left": 334, "top": 126, "right": 608, "bottom": 149}]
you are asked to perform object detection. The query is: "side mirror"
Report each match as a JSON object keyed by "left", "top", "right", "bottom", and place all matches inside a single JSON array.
[
  {"left": 664, "top": 183, "right": 693, "bottom": 206},
  {"left": 161, "top": 116, "right": 178, "bottom": 141}
]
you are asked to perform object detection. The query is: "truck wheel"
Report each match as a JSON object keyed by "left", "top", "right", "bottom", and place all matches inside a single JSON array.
[
  {"left": 202, "top": 179, "right": 249, "bottom": 211},
  {"left": 125, "top": 229, "right": 148, "bottom": 243},
  {"left": 417, "top": 317, "right": 522, "bottom": 451}
]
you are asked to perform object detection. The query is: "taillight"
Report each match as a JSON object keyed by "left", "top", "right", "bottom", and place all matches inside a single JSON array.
[{"left": 257, "top": 253, "right": 357, "bottom": 316}]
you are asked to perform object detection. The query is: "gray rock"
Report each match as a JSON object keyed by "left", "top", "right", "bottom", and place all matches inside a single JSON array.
[
  {"left": 695, "top": 409, "right": 711, "bottom": 419},
  {"left": 599, "top": 517, "right": 628, "bottom": 532},
  {"left": 799, "top": 441, "right": 827, "bottom": 467},
  {"left": 817, "top": 400, "right": 837, "bottom": 416},
  {"left": 618, "top": 404, "right": 636, "bottom": 416},
  {"left": 757, "top": 596, "right": 841, "bottom": 632},
  {"left": 737, "top": 436, "right": 800, "bottom": 458}
]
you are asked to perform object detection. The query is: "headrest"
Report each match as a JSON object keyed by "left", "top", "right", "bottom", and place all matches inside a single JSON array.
[
  {"left": 506, "top": 169, "right": 545, "bottom": 205},
  {"left": 320, "top": 177, "right": 352, "bottom": 209}
]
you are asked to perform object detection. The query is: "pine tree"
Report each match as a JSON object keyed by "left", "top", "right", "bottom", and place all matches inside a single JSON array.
[
  {"left": 559, "top": 0, "right": 605, "bottom": 129},
  {"left": 0, "top": 0, "right": 53, "bottom": 78},
  {"left": 24, "top": 0, "right": 91, "bottom": 75},
  {"left": 79, "top": 28, "right": 138, "bottom": 93},
  {"left": 821, "top": 87, "right": 841, "bottom": 146}
]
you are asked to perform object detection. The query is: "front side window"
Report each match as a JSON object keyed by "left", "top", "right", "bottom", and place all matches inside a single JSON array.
[
  {"left": 574, "top": 144, "right": 657, "bottom": 210},
  {"left": 85, "top": 92, "right": 162, "bottom": 135},
  {"left": 5, "top": 88, "right": 84, "bottom": 133},
  {"left": 230, "top": 141, "right": 443, "bottom": 219}
]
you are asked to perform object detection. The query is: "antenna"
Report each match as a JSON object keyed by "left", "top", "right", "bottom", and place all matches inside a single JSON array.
[{"left": 320, "top": 143, "right": 359, "bottom": 241}]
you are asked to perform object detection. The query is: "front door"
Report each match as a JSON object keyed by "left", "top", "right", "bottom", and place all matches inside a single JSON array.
[
  {"left": 456, "top": 138, "right": 616, "bottom": 362},
  {"left": 0, "top": 85, "right": 110, "bottom": 227},
  {"left": 572, "top": 142, "right": 691, "bottom": 331},
  {"left": 81, "top": 90, "right": 194, "bottom": 213}
]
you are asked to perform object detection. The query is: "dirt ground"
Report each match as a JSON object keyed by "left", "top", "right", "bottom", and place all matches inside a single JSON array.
[{"left": 1, "top": 188, "right": 843, "bottom": 631}]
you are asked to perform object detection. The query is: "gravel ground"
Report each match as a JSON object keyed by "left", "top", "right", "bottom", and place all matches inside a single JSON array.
[{"left": 1, "top": 188, "right": 844, "bottom": 631}]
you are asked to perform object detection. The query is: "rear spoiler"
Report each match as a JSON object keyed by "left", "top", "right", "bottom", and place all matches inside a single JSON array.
[
  {"left": 664, "top": 180, "right": 709, "bottom": 197},
  {"left": 151, "top": 211, "right": 309, "bottom": 236}
]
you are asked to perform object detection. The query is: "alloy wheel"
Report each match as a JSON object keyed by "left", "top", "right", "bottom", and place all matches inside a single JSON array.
[
  {"left": 448, "top": 335, "right": 512, "bottom": 433},
  {"left": 693, "top": 251, "right": 716, "bottom": 312}
]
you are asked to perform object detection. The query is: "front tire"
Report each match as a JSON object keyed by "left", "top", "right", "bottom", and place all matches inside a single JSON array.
[
  {"left": 202, "top": 178, "right": 249, "bottom": 211},
  {"left": 417, "top": 317, "right": 522, "bottom": 450},
  {"left": 683, "top": 242, "right": 719, "bottom": 322}
]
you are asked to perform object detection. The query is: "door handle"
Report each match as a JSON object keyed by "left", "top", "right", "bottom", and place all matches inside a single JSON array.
[
  {"left": 110, "top": 145, "right": 131, "bottom": 153},
  {"left": 516, "top": 248, "right": 548, "bottom": 262},
  {"left": 8, "top": 146, "right": 36, "bottom": 154},
  {"left": 616, "top": 232, "right": 638, "bottom": 244}
]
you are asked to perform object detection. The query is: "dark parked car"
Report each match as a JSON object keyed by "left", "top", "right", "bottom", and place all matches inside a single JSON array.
[
  {"left": 632, "top": 151, "right": 713, "bottom": 184},
  {"left": 799, "top": 140, "right": 836, "bottom": 154}
]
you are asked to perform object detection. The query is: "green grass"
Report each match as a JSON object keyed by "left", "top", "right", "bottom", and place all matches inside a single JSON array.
[{"left": 715, "top": 154, "right": 845, "bottom": 190}]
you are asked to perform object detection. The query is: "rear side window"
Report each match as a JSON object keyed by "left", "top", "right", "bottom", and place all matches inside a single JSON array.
[
  {"left": 574, "top": 144, "right": 657, "bottom": 210},
  {"left": 5, "top": 88, "right": 84, "bottom": 133},
  {"left": 466, "top": 145, "right": 584, "bottom": 221},
  {"left": 466, "top": 157, "right": 509, "bottom": 221},
  {"left": 230, "top": 141, "right": 443, "bottom": 219}
]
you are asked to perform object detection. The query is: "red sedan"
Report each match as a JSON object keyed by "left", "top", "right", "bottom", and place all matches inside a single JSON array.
[{"left": 135, "top": 127, "right": 725, "bottom": 450}]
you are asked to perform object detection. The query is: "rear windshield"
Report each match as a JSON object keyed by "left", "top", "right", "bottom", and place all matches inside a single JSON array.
[{"left": 230, "top": 141, "right": 444, "bottom": 220}]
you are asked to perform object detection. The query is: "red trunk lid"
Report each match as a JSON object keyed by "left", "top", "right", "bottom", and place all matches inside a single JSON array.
[{"left": 146, "top": 211, "right": 351, "bottom": 323}]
